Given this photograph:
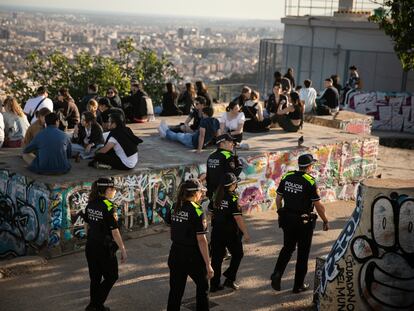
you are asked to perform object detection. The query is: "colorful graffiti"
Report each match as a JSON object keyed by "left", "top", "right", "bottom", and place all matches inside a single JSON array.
[
  {"left": 344, "top": 91, "right": 414, "bottom": 133},
  {"left": 0, "top": 136, "right": 378, "bottom": 258},
  {"left": 0, "top": 171, "right": 50, "bottom": 258},
  {"left": 317, "top": 182, "right": 414, "bottom": 311}
]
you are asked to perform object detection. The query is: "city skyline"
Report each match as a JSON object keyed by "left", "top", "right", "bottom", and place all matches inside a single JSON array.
[{"left": 0, "top": 0, "right": 285, "bottom": 20}]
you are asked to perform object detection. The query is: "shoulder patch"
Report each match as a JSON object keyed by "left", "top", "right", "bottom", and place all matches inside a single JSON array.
[
  {"left": 191, "top": 201, "right": 203, "bottom": 217},
  {"left": 220, "top": 150, "right": 232, "bottom": 160},
  {"left": 282, "top": 171, "right": 295, "bottom": 180},
  {"left": 232, "top": 194, "right": 238, "bottom": 202},
  {"left": 302, "top": 173, "right": 315, "bottom": 186},
  {"left": 103, "top": 199, "right": 114, "bottom": 211}
]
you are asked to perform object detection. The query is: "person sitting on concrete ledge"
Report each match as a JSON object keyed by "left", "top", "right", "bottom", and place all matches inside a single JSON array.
[
  {"left": 169, "top": 96, "right": 207, "bottom": 134},
  {"left": 219, "top": 102, "right": 245, "bottom": 144},
  {"left": 98, "top": 98, "right": 125, "bottom": 131},
  {"left": 22, "top": 112, "right": 72, "bottom": 175},
  {"left": 2, "top": 96, "right": 30, "bottom": 148},
  {"left": 23, "top": 107, "right": 51, "bottom": 147},
  {"left": 89, "top": 113, "right": 142, "bottom": 170},
  {"left": 276, "top": 92, "right": 304, "bottom": 133},
  {"left": 71, "top": 111, "right": 104, "bottom": 160},
  {"left": 242, "top": 90, "right": 271, "bottom": 133},
  {"left": 159, "top": 106, "right": 219, "bottom": 153}
]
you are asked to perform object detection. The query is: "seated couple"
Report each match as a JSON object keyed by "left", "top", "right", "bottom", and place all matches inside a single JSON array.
[{"left": 158, "top": 106, "right": 218, "bottom": 153}]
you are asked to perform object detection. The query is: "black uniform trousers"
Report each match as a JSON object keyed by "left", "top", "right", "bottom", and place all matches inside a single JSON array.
[
  {"left": 85, "top": 242, "right": 119, "bottom": 309},
  {"left": 210, "top": 229, "right": 244, "bottom": 287},
  {"left": 167, "top": 243, "right": 209, "bottom": 311},
  {"left": 272, "top": 214, "right": 314, "bottom": 289}
]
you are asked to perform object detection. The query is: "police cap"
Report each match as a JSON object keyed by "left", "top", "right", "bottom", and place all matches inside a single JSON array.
[
  {"left": 216, "top": 133, "right": 236, "bottom": 145},
  {"left": 96, "top": 177, "right": 115, "bottom": 188},
  {"left": 184, "top": 179, "right": 207, "bottom": 192},
  {"left": 298, "top": 154, "right": 317, "bottom": 167},
  {"left": 224, "top": 172, "right": 240, "bottom": 186}
]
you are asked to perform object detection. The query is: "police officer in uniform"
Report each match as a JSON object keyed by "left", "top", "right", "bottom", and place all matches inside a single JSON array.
[
  {"left": 83, "top": 178, "right": 127, "bottom": 311},
  {"left": 206, "top": 133, "right": 242, "bottom": 206},
  {"left": 270, "top": 154, "right": 329, "bottom": 293},
  {"left": 166, "top": 179, "right": 214, "bottom": 311},
  {"left": 210, "top": 173, "right": 250, "bottom": 292}
]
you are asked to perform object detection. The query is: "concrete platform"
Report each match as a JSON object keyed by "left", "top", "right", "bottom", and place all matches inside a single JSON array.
[{"left": 0, "top": 116, "right": 379, "bottom": 259}]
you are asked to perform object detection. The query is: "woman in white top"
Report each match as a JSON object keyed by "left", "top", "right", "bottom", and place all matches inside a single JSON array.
[
  {"left": 3, "top": 96, "right": 30, "bottom": 148},
  {"left": 219, "top": 102, "right": 245, "bottom": 143}
]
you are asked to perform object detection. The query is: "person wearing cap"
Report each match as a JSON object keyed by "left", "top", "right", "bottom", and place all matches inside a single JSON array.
[
  {"left": 270, "top": 154, "right": 329, "bottom": 293},
  {"left": 83, "top": 177, "right": 127, "bottom": 311},
  {"left": 165, "top": 179, "right": 213, "bottom": 311},
  {"left": 209, "top": 173, "right": 250, "bottom": 292},
  {"left": 206, "top": 133, "right": 242, "bottom": 205}
]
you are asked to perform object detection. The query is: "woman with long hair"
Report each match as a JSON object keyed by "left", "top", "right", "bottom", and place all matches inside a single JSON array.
[
  {"left": 2, "top": 96, "right": 30, "bottom": 147},
  {"left": 276, "top": 91, "right": 304, "bottom": 132},
  {"left": 166, "top": 179, "right": 213, "bottom": 311},
  {"left": 284, "top": 67, "right": 296, "bottom": 89},
  {"left": 89, "top": 113, "right": 142, "bottom": 170},
  {"left": 106, "top": 86, "right": 122, "bottom": 109},
  {"left": 55, "top": 87, "right": 80, "bottom": 129},
  {"left": 210, "top": 173, "right": 249, "bottom": 292},
  {"left": 87, "top": 99, "right": 103, "bottom": 126},
  {"left": 83, "top": 177, "right": 127, "bottom": 311},
  {"left": 195, "top": 81, "right": 212, "bottom": 107},
  {"left": 242, "top": 90, "right": 271, "bottom": 133},
  {"left": 160, "top": 82, "right": 182, "bottom": 116},
  {"left": 178, "top": 82, "right": 196, "bottom": 115},
  {"left": 71, "top": 111, "right": 104, "bottom": 160},
  {"left": 219, "top": 102, "right": 245, "bottom": 143}
]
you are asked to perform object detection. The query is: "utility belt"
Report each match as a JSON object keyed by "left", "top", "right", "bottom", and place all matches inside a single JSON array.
[{"left": 278, "top": 208, "right": 317, "bottom": 227}]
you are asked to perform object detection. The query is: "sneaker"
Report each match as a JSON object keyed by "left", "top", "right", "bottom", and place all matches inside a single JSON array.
[
  {"left": 210, "top": 284, "right": 224, "bottom": 293},
  {"left": 223, "top": 278, "right": 240, "bottom": 290},
  {"left": 270, "top": 272, "right": 281, "bottom": 291},
  {"left": 158, "top": 124, "right": 166, "bottom": 138},
  {"left": 160, "top": 120, "right": 169, "bottom": 132},
  {"left": 93, "top": 162, "right": 112, "bottom": 170},
  {"left": 292, "top": 283, "right": 310, "bottom": 293}
]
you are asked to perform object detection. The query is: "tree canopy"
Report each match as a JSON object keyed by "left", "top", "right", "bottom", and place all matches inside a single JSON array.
[
  {"left": 5, "top": 37, "right": 181, "bottom": 106},
  {"left": 369, "top": 0, "right": 414, "bottom": 71}
]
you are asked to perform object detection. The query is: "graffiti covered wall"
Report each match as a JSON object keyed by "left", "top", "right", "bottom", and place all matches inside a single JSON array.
[
  {"left": 0, "top": 137, "right": 378, "bottom": 258},
  {"left": 344, "top": 91, "right": 414, "bottom": 133},
  {"left": 317, "top": 179, "right": 414, "bottom": 311}
]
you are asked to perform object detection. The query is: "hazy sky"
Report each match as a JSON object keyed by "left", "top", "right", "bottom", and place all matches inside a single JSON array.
[{"left": 0, "top": 0, "right": 285, "bottom": 20}]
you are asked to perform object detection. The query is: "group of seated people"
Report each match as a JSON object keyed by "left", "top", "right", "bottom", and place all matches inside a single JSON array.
[{"left": 0, "top": 84, "right": 143, "bottom": 175}]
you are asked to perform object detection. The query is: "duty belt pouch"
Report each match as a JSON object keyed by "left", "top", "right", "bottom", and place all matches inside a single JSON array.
[
  {"left": 104, "top": 235, "right": 118, "bottom": 257},
  {"left": 277, "top": 208, "right": 287, "bottom": 228}
]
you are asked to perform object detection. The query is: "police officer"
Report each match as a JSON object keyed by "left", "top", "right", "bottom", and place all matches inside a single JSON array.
[
  {"left": 166, "top": 179, "right": 214, "bottom": 311},
  {"left": 210, "top": 173, "right": 250, "bottom": 292},
  {"left": 206, "top": 133, "right": 242, "bottom": 205},
  {"left": 83, "top": 177, "right": 127, "bottom": 311},
  {"left": 270, "top": 154, "right": 329, "bottom": 293}
]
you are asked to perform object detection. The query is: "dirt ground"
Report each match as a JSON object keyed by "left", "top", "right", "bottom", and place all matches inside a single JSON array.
[{"left": 0, "top": 145, "right": 412, "bottom": 311}]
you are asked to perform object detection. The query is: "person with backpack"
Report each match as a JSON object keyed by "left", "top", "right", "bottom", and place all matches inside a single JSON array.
[
  {"left": 242, "top": 91, "right": 271, "bottom": 133},
  {"left": 24, "top": 86, "right": 54, "bottom": 124}
]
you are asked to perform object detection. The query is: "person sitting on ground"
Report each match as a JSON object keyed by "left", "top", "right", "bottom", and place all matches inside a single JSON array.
[
  {"left": 230, "top": 86, "right": 251, "bottom": 109},
  {"left": 195, "top": 80, "right": 212, "bottom": 107},
  {"left": 71, "top": 111, "right": 104, "bottom": 160},
  {"left": 159, "top": 106, "right": 219, "bottom": 153},
  {"left": 79, "top": 83, "right": 100, "bottom": 113},
  {"left": 55, "top": 87, "right": 80, "bottom": 130},
  {"left": 86, "top": 99, "right": 103, "bottom": 126},
  {"left": 24, "top": 86, "right": 54, "bottom": 124},
  {"left": 299, "top": 79, "right": 317, "bottom": 114},
  {"left": 98, "top": 98, "right": 125, "bottom": 131},
  {"left": 89, "top": 113, "right": 142, "bottom": 170},
  {"left": 276, "top": 92, "right": 304, "bottom": 133},
  {"left": 2, "top": 96, "right": 30, "bottom": 148},
  {"left": 23, "top": 112, "right": 72, "bottom": 175},
  {"left": 219, "top": 102, "right": 245, "bottom": 144},
  {"left": 169, "top": 96, "right": 207, "bottom": 133},
  {"left": 284, "top": 68, "right": 296, "bottom": 89},
  {"left": 23, "top": 107, "right": 50, "bottom": 147},
  {"left": 160, "top": 82, "right": 182, "bottom": 116},
  {"left": 243, "top": 91, "right": 271, "bottom": 133},
  {"left": 316, "top": 78, "right": 339, "bottom": 115},
  {"left": 106, "top": 86, "right": 122, "bottom": 109},
  {"left": 177, "top": 82, "right": 196, "bottom": 115},
  {"left": 122, "top": 81, "right": 149, "bottom": 123}
]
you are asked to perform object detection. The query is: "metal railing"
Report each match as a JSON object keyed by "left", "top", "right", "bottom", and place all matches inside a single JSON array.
[
  {"left": 208, "top": 83, "right": 258, "bottom": 103},
  {"left": 284, "top": 0, "right": 385, "bottom": 17}
]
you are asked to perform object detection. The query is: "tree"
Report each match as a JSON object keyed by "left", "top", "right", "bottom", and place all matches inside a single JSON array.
[
  {"left": 369, "top": 0, "right": 414, "bottom": 71},
  {"left": 5, "top": 38, "right": 181, "bottom": 106}
]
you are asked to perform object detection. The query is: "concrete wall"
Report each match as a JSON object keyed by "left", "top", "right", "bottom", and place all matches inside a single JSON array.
[
  {"left": 316, "top": 179, "right": 414, "bottom": 310},
  {"left": 344, "top": 91, "right": 414, "bottom": 133},
  {"left": 0, "top": 137, "right": 378, "bottom": 259}
]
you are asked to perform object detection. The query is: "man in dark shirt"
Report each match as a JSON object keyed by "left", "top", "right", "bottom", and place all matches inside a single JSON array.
[
  {"left": 230, "top": 86, "right": 251, "bottom": 109},
  {"left": 79, "top": 84, "right": 100, "bottom": 113},
  {"left": 317, "top": 78, "right": 339, "bottom": 115},
  {"left": 270, "top": 154, "right": 329, "bottom": 293},
  {"left": 98, "top": 98, "right": 125, "bottom": 130},
  {"left": 122, "top": 81, "right": 149, "bottom": 123}
]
